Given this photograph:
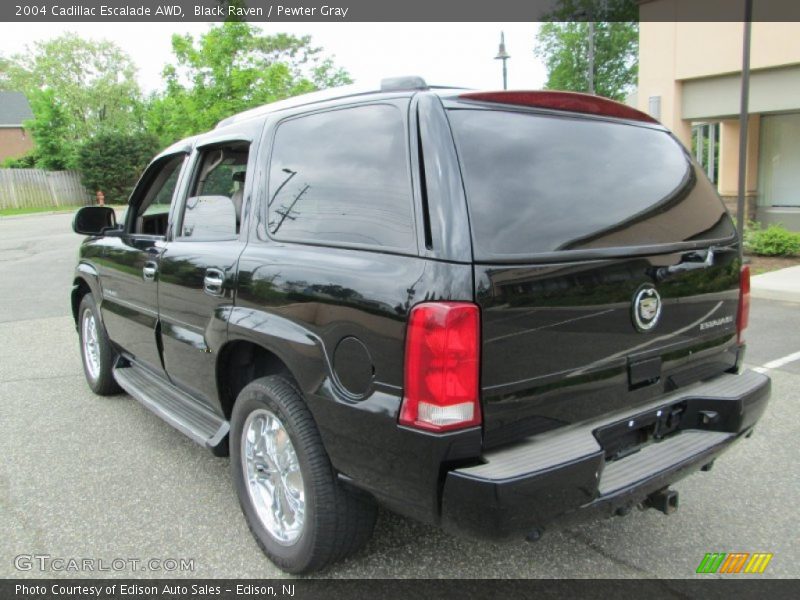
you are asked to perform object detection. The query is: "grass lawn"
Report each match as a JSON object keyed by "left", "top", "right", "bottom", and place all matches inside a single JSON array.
[{"left": 0, "top": 205, "right": 76, "bottom": 217}]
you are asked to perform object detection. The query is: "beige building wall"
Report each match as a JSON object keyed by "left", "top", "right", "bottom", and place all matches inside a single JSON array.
[
  {"left": 637, "top": 20, "right": 692, "bottom": 146},
  {"left": 674, "top": 22, "right": 800, "bottom": 80},
  {"left": 637, "top": 8, "right": 800, "bottom": 134},
  {"left": 637, "top": 1, "right": 800, "bottom": 227},
  {"left": 0, "top": 127, "right": 34, "bottom": 162},
  {"left": 717, "top": 116, "right": 760, "bottom": 197}
]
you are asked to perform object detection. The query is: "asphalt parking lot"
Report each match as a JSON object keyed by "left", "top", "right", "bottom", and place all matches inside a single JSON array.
[{"left": 1, "top": 212, "right": 798, "bottom": 579}]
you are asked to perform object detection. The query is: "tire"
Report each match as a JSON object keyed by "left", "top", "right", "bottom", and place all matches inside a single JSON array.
[
  {"left": 78, "top": 294, "right": 122, "bottom": 396},
  {"left": 230, "top": 375, "right": 377, "bottom": 573}
]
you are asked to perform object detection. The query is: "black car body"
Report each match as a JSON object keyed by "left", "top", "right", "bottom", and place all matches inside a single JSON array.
[{"left": 71, "top": 78, "right": 770, "bottom": 572}]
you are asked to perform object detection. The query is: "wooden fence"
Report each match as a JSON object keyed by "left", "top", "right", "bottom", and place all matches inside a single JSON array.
[{"left": 0, "top": 169, "right": 91, "bottom": 210}]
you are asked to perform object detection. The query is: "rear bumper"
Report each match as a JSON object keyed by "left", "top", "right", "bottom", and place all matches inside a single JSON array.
[{"left": 441, "top": 369, "right": 770, "bottom": 540}]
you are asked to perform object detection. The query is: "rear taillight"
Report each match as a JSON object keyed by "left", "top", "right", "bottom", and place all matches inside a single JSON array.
[
  {"left": 737, "top": 265, "right": 750, "bottom": 345},
  {"left": 399, "top": 302, "right": 481, "bottom": 432}
]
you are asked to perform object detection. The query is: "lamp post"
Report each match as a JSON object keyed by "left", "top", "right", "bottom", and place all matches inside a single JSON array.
[
  {"left": 587, "top": 21, "right": 595, "bottom": 95},
  {"left": 495, "top": 31, "right": 510, "bottom": 90},
  {"left": 736, "top": 0, "right": 753, "bottom": 258},
  {"left": 571, "top": 10, "right": 596, "bottom": 95}
]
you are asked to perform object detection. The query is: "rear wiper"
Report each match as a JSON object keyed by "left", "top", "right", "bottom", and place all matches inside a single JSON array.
[{"left": 652, "top": 246, "right": 732, "bottom": 281}]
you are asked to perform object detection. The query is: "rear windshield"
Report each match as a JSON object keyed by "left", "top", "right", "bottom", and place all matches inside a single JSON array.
[{"left": 447, "top": 109, "right": 735, "bottom": 260}]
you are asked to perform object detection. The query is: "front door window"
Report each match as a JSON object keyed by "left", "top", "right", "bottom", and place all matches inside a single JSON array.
[{"left": 130, "top": 155, "right": 186, "bottom": 236}]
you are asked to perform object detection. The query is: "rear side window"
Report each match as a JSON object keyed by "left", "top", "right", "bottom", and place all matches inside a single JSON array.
[
  {"left": 447, "top": 109, "right": 735, "bottom": 260},
  {"left": 267, "top": 104, "right": 415, "bottom": 251}
]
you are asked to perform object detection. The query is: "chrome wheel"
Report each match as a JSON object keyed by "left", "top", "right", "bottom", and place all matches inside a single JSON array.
[
  {"left": 81, "top": 308, "right": 101, "bottom": 381},
  {"left": 241, "top": 408, "right": 305, "bottom": 545}
]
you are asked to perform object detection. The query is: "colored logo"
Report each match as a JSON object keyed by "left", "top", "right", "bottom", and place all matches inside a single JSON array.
[
  {"left": 632, "top": 285, "right": 662, "bottom": 332},
  {"left": 696, "top": 552, "right": 773, "bottom": 574}
]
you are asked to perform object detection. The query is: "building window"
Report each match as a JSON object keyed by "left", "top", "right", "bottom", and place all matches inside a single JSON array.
[
  {"left": 648, "top": 96, "right": 661, "bottom": 121},
  {"left": 759, "top": 113, "right": 800, "bottom": 208}
]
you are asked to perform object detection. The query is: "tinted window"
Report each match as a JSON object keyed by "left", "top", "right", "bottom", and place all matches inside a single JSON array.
[
  {"left": 180, "top": 195, "right": 237, "bottom": 240},
  {"left": 267, "top": 104, "right": 415, "bottom": 250},
  {"left": 180, "top": 143, "right": 249, "bottom": 239},
  {"left": 132, "top": 154, "right": 185, "bottom": 236},
  {"left": 144, "top": 165, "right": 181, "bottom": 215},
  {"left": 138, "top": 156, "right": 184, "bottom": 217},
  {"left": 448, "top": 109, "right": 735, "bottom": 259}
]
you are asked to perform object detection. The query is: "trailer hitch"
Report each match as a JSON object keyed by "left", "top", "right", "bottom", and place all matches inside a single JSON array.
[{"left": 642, "top": 487, "right": 679, "bottom": 515}]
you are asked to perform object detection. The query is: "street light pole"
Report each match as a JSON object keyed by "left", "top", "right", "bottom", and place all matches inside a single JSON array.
[
  {"left": 588, "top": 21, "right": 595, "bottom": 95},
  {"left": 736, "top": 0, "right": 753, "bottom": 259},
  {"left": 495, "top": 31, "right": 510, "bottom": 90},
  {"left": 736, "top": 0, "right": 753, "bottom": 257}
]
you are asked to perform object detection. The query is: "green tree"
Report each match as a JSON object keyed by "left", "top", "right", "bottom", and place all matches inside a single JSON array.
[
  {"left": 2, "top": 33, "right": 144, "bottom": 168},
  {"left": 0, "top": 55, "right": 10, "bottom": 80},
  {"left": 24, "top": 89, "right": 72, "bottom": 169},
  {"left": 145, "top": 22, "right": 351, "bottom": 145},
  {"left": 534, "top": 1, "right": 639, "bottom": 101},
  {"left": 76, "top": 131, "right": 161, "bottom": 204}
]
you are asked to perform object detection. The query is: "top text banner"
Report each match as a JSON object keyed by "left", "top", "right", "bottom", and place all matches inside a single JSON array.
[{"left": 3, "top": 0, "right": 800, "bottom": 22}]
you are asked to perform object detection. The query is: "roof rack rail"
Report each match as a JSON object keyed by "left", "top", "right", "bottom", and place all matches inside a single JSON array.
[
  {"left": 216, "top": 76, "right": 432, "bottom": 129},
  {"left": 380, "top": 76, "right": 428, "bottom": 91},
  {"left": 216, "top": 83, "right": 377, "bottom": 128}
]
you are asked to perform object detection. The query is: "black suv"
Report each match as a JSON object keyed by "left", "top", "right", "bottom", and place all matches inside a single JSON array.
[{"left": 71, "top": 77, "right": 770, "bottom": 573}]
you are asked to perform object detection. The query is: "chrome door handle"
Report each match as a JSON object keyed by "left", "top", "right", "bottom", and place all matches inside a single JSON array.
[
  {"left": 142, "top": 262, "right": 158, "bottom": 281},
  {"left": 203, "top": 269, "right": 225, "bottom": 296}
]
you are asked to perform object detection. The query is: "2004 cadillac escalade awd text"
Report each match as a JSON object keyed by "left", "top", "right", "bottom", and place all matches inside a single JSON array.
[{"left": 71, "top": 78, "right": 771, "bottom": 574}]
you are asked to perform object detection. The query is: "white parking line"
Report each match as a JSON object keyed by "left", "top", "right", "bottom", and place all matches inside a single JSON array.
[{"left": 753, "top": 350, "right": 800, "bottom": 374}]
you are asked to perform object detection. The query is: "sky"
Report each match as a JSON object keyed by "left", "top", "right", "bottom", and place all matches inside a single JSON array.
[{"left": 0, "top": 22, "right": 547, "bottom": 93}]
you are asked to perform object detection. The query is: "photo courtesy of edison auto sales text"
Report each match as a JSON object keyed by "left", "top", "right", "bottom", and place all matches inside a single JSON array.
[{"left": 15, "top": 584, "right": 295, "bottom": 597}]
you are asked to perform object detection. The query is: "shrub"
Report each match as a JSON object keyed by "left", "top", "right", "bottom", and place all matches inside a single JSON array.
[
  {"left": 744, "top": 222, "right": 800, "bottom": 256},
  {"left": 76, "top": 131, "right": 161, "bottom": 204},
  {"left": 1, "top": 153, "right": 37, "bottom": 168}
]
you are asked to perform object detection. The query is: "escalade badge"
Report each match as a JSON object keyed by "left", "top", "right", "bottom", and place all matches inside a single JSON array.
[{"left": 632, "top": 285, "right": 662, "bottom": 332}]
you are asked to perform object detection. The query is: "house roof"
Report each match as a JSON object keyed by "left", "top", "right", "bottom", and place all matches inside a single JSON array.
[{"left": 0, "top": 92, "right": 34, "bottom": 127}]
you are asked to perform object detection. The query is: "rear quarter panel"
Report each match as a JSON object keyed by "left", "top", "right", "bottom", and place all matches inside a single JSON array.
[{"left": 232, "top": 242, "right": 480, "bottom": 523}]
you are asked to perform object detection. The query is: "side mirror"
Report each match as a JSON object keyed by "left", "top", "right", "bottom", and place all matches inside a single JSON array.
[{"left": 72, "top": 206, "right": 118, "bottom": 236}]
